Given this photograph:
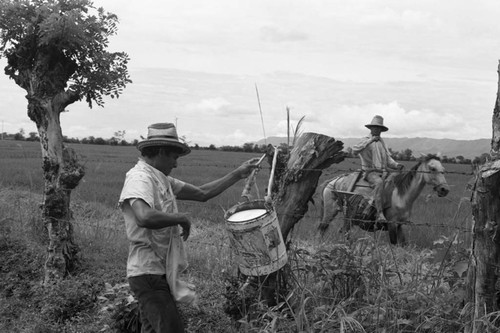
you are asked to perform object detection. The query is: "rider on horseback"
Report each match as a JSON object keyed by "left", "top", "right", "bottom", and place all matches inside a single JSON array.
[{"left": 352, "top": 115, "right": 404, "bottom": 223}]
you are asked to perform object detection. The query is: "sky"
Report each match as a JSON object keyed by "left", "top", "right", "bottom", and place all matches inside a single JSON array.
[{"left": 1, "top": 0, "right": 500, "bottom": 146}]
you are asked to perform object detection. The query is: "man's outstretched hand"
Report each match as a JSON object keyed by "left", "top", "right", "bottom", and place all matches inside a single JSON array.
[{"left": 237, "top": 158, "right": 261, "bottom": 179}]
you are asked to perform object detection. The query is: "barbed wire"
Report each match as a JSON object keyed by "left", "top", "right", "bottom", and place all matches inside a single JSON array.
[
  {"left": 66, "top": 198, "right": 475, "bottom": 284},
  {"left": 3, "top": 147, "right": 485, "bottom": 288},
  {"left": 15, "top": 174, "right": 474, "bottom": 237},
  {"left": 69, "top": 218, "right": 472, "bottom": 283},
  {"left": 69, "top": 218, "right": 471, "bottom": 282},
  {"left": 70, "top": 202, "right": 473, "bottom": 242},
  {"left": 2, "top": 152, "right": 478, "bottom": 177},
  {"left": 14, "top": 148, "right": 475, "bottom": 268},
  {"left": 72, "top": 219, "right": 124, "bottom": 233},
  {"left": 65, "top": 173, "right": 474, "bottom": 235},
  {"left": 74, "top": 159, "right": 477, "bottom": 177}
]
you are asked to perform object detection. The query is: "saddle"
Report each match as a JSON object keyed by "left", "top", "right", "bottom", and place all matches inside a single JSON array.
[
  {"left": 341, "top": 171, "right": 394, "bottom": 210},
  {"left": 334, "top": 171, "right": 396, "bottom": 232}
]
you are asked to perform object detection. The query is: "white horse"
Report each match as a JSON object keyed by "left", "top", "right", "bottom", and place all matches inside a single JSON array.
[{"left": 318, "top": 154, "right": 450, "bottom": 245}]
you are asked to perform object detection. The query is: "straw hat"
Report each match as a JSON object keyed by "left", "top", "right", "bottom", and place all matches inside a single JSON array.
[
  {"left": 365, "top": 115, "right": 388, "bottom": 132},
  {"left": 137, "top": 123, "right": 191, "bottom": 156}
]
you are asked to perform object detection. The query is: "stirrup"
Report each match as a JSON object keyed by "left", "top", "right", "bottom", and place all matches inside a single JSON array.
[
  {"left": 376, "top": 213, "right": 387, "bottom": 223},
  {"left": 362, "top": 205, "right": 372, "bottom": 216}
]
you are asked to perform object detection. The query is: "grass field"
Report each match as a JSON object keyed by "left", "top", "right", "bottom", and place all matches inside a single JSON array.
[
  {"left": 0, "top": 139, "right": 474, "bottom": 245},
  {"left": 0, "top": 139, "right": 480, "bottom": 332}
]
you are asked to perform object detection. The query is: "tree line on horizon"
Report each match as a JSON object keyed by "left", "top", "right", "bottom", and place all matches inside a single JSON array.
[{"left": 1, "top": 129, "right": 489, "bottom": 165}]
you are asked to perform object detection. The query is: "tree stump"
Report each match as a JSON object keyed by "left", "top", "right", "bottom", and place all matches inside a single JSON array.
[
  {"left": 260, "top": 133, "right": 344, "bottom": 305},
  {"left": 223, "top": 133, "right": 345, "bottom": 317},
  {"left": 272, "top": 132, "right": 345, "bottom": 241}
]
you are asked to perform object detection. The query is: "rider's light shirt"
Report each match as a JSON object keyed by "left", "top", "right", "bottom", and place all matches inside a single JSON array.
[{"left": 352, "top": 135, "right": 399, "bottom": 172}]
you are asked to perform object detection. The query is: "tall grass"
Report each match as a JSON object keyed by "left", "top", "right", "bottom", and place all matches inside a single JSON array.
[
  {"left": 0, "top": 139, "right": 481, "bottom": 332},
  {"left": 0, "top": 140, "right": 474, "bottom": 245}
]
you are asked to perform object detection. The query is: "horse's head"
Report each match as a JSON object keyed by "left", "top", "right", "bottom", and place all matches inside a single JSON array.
[{"left": 421, "top": 154, "right": 450, "bottom": 197}]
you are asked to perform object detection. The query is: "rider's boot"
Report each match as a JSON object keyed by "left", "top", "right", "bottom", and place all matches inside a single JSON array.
[
  {"left": 373, "top": 188, "right": 386, "bottom": 223},
  {"left": 318, "top": 222, "right": 329, "bottom": 236},
  {"left": 362, "top": 191, "right": 376, "bottom": 216},
  {"left": 376, "top": 212, "right": 387, "bottom": 223},
  {"left": 362, "top": 203, "right": 373, "bottom": 217}
]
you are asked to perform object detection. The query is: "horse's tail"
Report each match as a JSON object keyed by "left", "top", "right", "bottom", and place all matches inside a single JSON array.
[
  {"left": 317, "top": 179, "right": 332, "bottom": 221},
  {"left": 317, "top": 176, "right": 343, "bottom": 220}
]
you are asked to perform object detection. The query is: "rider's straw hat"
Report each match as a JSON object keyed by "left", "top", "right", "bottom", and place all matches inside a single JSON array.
[
  {"left": 137, "top": 123, "right": 191, "bottom": 156},
  {"left": 365, "top": 115, "right": 388, "bottom": 132}
]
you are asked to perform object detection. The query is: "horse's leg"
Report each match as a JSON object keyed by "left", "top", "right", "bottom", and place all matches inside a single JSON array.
[
  {"left": 340, "top": 198, "right": 352, "bottom": 235},
  {"left": 396, "top": 224, "right": 407, "bottom": 246},
  {"left": 388, "top": 223, "right": 407, "bottom": 245},
  {"left": 318, "top": 187, "right": 341, "bottom": 236},
  {"left": 341, "top": 215, "right": 353, "bottom": 243},
  {"left": 387, "top": 223, "right": 398, "bottom": 245}
]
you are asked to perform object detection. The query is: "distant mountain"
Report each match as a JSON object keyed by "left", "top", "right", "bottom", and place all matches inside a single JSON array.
[{"left": 255, "top": 136, "right": 490, "bottom": 159}]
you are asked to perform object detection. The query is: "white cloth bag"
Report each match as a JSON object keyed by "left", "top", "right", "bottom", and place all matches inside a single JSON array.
[{"left": 165, "top": 182, "right": 198, "bottom": 307}]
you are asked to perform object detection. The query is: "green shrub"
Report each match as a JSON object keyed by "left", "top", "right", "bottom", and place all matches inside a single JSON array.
[{"left": 38, "top": 275, "right": 103, "bottom": 323}]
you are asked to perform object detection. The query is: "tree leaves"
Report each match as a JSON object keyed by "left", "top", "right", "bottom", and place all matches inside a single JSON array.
[{"left": 0, "top": 0, "right": 131, "bottom": 109}]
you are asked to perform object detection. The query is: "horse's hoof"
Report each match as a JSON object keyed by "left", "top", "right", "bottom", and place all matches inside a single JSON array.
[{"left": 318, "top": 223, "right": 329, "bottom": 234}]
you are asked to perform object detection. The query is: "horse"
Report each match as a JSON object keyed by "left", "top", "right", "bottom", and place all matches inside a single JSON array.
[{"left": 317, "top": 154, "right": 450, "bottom": 245}]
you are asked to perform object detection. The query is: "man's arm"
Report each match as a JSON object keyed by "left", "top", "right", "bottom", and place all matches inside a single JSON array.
[
  {"left": 380, "top": 139, "right": 402, "bottom": 170},
  {"left": 176, "top": 158, "right": 259, "bottom": 202},
  {"left": 387, "top": 155, "right": 403, "bottom": 170},
  {"left": 130, "top": 199, "right": 191, "bottom": 240},
  {"left": 352, "top": 136, "right": 375, "bottom": 155}
]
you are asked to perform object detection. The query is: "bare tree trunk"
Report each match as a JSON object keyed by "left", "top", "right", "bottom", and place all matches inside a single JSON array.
[
  {"left": 466, "top": 163, "right": 500, "bottom": 333},
  {"left": 28, "top": 96, "right": 85, "bottom": 285},
  {"left": 273, "top": 132, "right": 345, "bottom": 241},
  {"left": 466, "top": 60, "right": 500, "bottom": 332},
  {"left": 491, "top": 61, "right": 500, "bottom": 158}
]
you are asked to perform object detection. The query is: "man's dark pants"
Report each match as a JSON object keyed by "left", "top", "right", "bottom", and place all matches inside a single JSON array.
[{"left": 128, "top": 274, "right": 185, "bottom": 333}]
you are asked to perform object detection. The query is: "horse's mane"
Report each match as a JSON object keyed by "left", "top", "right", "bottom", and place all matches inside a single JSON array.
[{"left": 392, "top": 154, "right": 441, "bottom": 195}]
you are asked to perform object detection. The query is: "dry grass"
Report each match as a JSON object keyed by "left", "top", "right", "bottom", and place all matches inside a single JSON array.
[
  {"left": 0, "top": 187, "right": 476, "bottom": 332},
  {"left": 0, "top": 140, "right": 484, "bottom": 332}
]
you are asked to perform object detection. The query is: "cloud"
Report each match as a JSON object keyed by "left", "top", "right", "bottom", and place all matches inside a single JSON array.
[
  {"left": 358, "top": 8, "right": 444, "bottom": 31},
  {"left": 260, "top": 25, "right": 308, "bottom": 43},
  {"left": 185, "top": 97, "right": 255, "bottom": 117},
  {"left": 189, "top": 97, "right": 231, "bottom": 113},
  {"left": 307, "top": 100, "right": 478, "bottom": 140},
  {"left": 66, "top": 125, "right": 89, "bottom": 137},
  {"left": 386, "top": 105, "right": 467, "bottom": 138},
  {"left": 185, "top": 128, "right": 261, "bottom": 147},
  {"left": 1, "top": 64, "right": 493, "bottom": 144}
]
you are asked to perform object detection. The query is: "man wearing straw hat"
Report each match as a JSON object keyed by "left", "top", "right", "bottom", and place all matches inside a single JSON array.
[
  {"left": 118, "top": 122, "right": 259, "bottom": 333},
  {"left": 352, "top": 115, "right": 404, "bottom": 223}
]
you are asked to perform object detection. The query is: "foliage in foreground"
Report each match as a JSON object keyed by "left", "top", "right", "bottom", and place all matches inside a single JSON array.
[
  {"left": 2, "top": 188, "right": 499, "bottom": 332},
  {"left": 0, "top": 236, "right": 103, "bottom": 332},
  {"left": 220, "top": 235, "right": 473, "bottom": 333}
]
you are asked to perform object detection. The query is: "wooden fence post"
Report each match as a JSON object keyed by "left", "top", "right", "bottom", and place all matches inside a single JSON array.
[{"left": 466, "top": 60, "right": 500, "bottom": 332}]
